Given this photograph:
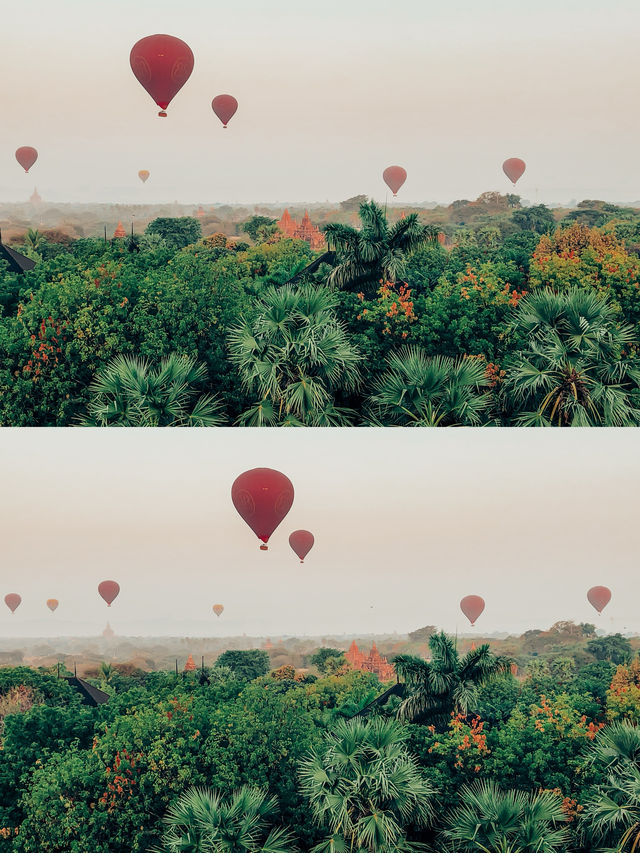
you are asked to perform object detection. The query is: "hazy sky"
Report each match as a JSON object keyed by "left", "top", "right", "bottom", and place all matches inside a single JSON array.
[
  {"left": 1, "top": 0, "right": 639, "bottom": 206},
  {"left": 0, "top": 429, "right": 637, "bottom": 639}
]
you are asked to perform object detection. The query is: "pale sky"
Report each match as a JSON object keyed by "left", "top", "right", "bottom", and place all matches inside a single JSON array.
[
  {"left": 1, "top": 0, "right": 639, "bottom": 205},
  {"left": 0, "top": 429, "right": 637, "bottom": 639}
]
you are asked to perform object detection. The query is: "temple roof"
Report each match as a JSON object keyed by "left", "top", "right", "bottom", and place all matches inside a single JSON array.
[
  {"left": 0, "top": 234, "right": 36, "bottom": 274},
  {"left": 66, "top": 676, "right": 110, "bottom": 707},
  {"left": 113, "top": 221, "right": 126, "bottom": 239},
  {"left": 184, "top": 654, "right": 196, "bottom": 671}
]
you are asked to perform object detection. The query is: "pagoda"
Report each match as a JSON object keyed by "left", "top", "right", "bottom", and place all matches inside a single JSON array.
[
  {"left": 113, "top": 221, "right": 126, "bottom": 239},
  {"left": 277, "top": 209, "right": 325, "bottom": 250},
  {"left": 184, "top": 654, "right": 196, "bottom": 672},
  {"left": 30, "top": 187, "right": 42, "bottom": 205},
  {"left": 102, "top": 623, "right": 114, "bottom": 639},
  {"left": 345, "top": 641, "right": 395, "bottom": 681}
]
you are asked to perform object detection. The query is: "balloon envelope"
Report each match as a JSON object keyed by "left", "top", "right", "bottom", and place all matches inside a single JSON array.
[
  {"left": 138, "top": 170, "right": 150, "bottom": 183},
  {"left": 46, "top": 598, "right": 59, "bottom": 612},
  {"left": 460, "top": 595, "right": 485, "bottom": 626},
  {"left": 130, "top": 34, "right": 194, "bottom": 117},
  {"left": 4, "top": 593, "right": 21, "bottom": 614},
  {"left": 16, "top": 147, "right": 38, "bottom": 173},
  {"left": 231, "top": 468, "right": 294, "bottom": 548},
  {"left": 587, "top": 585, "right": 611, "bottom": 613},
  {"left": 383, "top": 165, "right": 407, "bottom": 196},
  {"left": 213, "top": 604, "right": 224, "bottom": 617},
  {"left": 289, "top": 530, "right": 315, "bottom": 563},
  {"left": 212, "top": 94, "right": 238, "bottom": 128},
  {"left": 98, "top": 580, "right": 120, "bottom": 607},
  {"left": 502, "top": 157, "right": 526, "bottom": 185}
]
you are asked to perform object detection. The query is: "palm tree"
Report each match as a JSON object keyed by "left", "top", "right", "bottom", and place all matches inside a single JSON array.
[
  {"left": 323, "top": 201, "right": 440, "bottom": 296},
  {"left": 443, "top": 781, "right": 569, "bottom": 853},
  {"left": 22, "top": 228, "right": 47, "bottom": 254},
  {"left": 582, "top": 721, "right": 640, "bottom": 853},
  {"left": 394, "top": 632, "right": 512, "bottom": 726},
  {"left": 227, "top": 285, "right": 361, "bottom": 426},
  {"left": 504, "top": 288, "right": 640, "bottom": 426},
  {"left": 299, "top": 717, "right": 435, "bottom": 853},
  {"left": 367, "top": 348, "right": 491, "bottom": 426},
  {"left": 82, "top": 353, "right": 225, "bottom": 427},
  {"left": 154, "top": 785, "right": 295, "bottom": 853}
]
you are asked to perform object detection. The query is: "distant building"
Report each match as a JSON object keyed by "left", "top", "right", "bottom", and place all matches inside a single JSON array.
[
  {"left": 30, "top": 187, "right": 42, "bottom": 205},
  {"left": 113, "top": 221, "right": 127, "bottom": 239},
  {"left": 345, "top": 641, "right": 395, "bottom": 681},
  {"left": 277, "top": 209, "right": 325, "bottom": 250},
  {"left": 103, "top": 623, "right": 114, "bottom": 639},
  {"left": 184, "top": 654, "right": 196, "bottom": 672},
  {"left": 66, "top": 676, "right": 109, "bottom": 707},
  {"left": 195, "top": 206, "right": 205, "bottom": 218}
]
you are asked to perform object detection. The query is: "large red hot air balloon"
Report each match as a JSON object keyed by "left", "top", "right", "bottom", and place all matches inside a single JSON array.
[
  {"left": 98, "top": 580, "right": 120, "bottom": 607},
  {"left": 231, "top": 468, "right": 294, "bottom": 550},
  {"left": 460, "top": 595, "right": 485, "bottom": 626},
  {"left": 15, "top": 147, "right": 38, "bottom": 173},
  {"left": 289, "top": 530, "right": 314, "bottom": 563},
  {"left": 130, "top": 35, "right": 194, "bottom": 117},
  {"left": 138, "top": 170, "right": 150, "bottom": 183},
  {"left": 502, "top": 158, "right": 526, "bottom": 185},
  {"left": 4, "top": 594, "right": 21, "bottom": 614},
  {"left": 213, "top": 604, "right": 224, "bottom": 617},
  {"left": 46, "top": 598, "right": 59, "bottom": 613},
  {"left": 383, "top": 166, "right": 407, "bottom": 197},
  {"left": 212, "top": 94, "right": 238, "bottom": 128},
  {"left": 587, "top": 585, "right": 611, "bottom": 614}
]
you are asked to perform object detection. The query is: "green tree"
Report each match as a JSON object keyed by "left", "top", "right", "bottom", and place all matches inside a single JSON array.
[
  {"left": 299, "top": 717, "right": 435, "bottom": 853},
  {"left": 512, "top": 205, "right": 556, "bottom": 234},
  {"left": 587, "top": 635, "right": 633, "bottom": 665},
  {"left": 145, "top": 217, "right": 202, "bottom": 250},
  {"left": 309, "top": 649, "right": 346, "bottom": 675},
  {"left": 241, "top": 216, "right": 278, "bottom": 242},
  {"left": 215, "top": 650, "right": 270, "bottom": 681},
  {"left": 82, "top": 353, "right": 226, "bottom": 426}
]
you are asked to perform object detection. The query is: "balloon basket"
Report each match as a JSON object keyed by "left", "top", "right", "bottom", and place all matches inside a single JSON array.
[
  {"left": 158, "top": 111, "right": 167, "bottom": 118},
  {"left": 260, "top": 544, "right": 268, "bottom": 551}
]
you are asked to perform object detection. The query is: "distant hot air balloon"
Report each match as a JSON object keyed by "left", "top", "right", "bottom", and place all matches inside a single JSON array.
[
  {"left": 4, "top": 594, "right": 21, "bottom": 614},
  {"left": 129, "top": 34, "right": 194, "bottom": 117},
  {"left": 15, "top": 147, "right": 38, "bottom": 173},
  {"left": 231, "top": 468, "right": 294, "bottom": 550},
  {"left": 587, "top": 585, "right": 611, "bottom": 614},
  {"left": 138, "top": 170, "right": 150, "bottom": 183},
  {"left": 213, "top": 604, "right": 224, "bottom": 617},
  {"left": 211, "top": 94, "right": 238, "bottom": 128},
  {"left": 502, "top": 158, "right": 526, "bottom": 186},
  {"left": 98, "top": 580, "right": 120, "bottom": 607},
  {"left": 383, "top": 166, "right": 407, "bottom": 197},
  {"left": 46, "top": 598, "right": 59, "bottom": 613},
  {"left": 460, "top": 595, "right": 485, "bottom": 626},
  {"left": 289, "top": 530, "right": 315, "bottom": 563}
]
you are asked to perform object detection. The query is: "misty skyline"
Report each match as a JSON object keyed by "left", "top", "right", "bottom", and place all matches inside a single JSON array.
[{"left": 2, "top": 0, "right": 639, "bottom": 205}]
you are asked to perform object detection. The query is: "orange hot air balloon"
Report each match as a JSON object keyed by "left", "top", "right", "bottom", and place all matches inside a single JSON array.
[
  {"left": 4, "top": 593, "right": 21, "bottom": 614},
  {"left": 98, "top": 580, "right": 120, "bottom": 607},
  {"left": 16, "top": 147, "right": 38, "bottom": 173},
  {"left": 213, "top": 604, "right": 224, "bottom": 617},
  {"left": 460, "top": 595, "right": 485, "bottom": 626},
  {"left": 383, "top": 166, "right": 407, "bottom": 197},
  {"left": 130, "top": 34, "right": 194, "bottom": 117},
  {"left": 502, "top": 158, "right": 526, "bottom": 185},
  {"left": 231, "top": 468, "right": 294, "bottom": 550},
  {"left": 46, "top": 598, "right": 59, "bottom": 613},
  {"left": 138, "top": 170, "right": 150, "bottom": 183},
  {"left": 289, "top": 530, "right": 315, "bottom": 563},
  {"left": 212, "top": 94, "right": 238, "bottom": 128},
  {"left": 587, "top": 585, "right": 611, "bottom": 614}
]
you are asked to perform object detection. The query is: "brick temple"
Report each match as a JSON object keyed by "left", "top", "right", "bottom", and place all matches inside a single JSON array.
[
  {"left": 345, "top": 641, "right": 395, "bottom": 681},
  {"left": 277, "top": 209, "right": 325, "bottom": 249}
]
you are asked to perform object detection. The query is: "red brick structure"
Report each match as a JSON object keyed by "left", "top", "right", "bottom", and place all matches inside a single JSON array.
[
  {"left": 113, "top": 221, "right": 126, "bottom": 239},
  {"left": 345, "top": 641, "right": 395, "bottom": 681},
  {"left": 277, "top": 209, "right": 325, "bottom": 250},
  {"left": 184, "top": 654, "right": 196, "bottom": 672}
]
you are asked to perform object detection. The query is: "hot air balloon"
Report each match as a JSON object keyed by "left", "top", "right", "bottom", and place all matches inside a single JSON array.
[
  {"left": 289, "top": 530, "right": 314, "bottom": 563},
  {"left": 587, "top": 585, "right": 611, "bottom": 614},
  {"left": 231, "top": 468, "right": 294, "bottom": 550},
  {"left": 98, "top": 580, "right": 120, "bottom": 607},
  {"left": 15, "top": 147, "right": 38, "bottom": 173},
  {"left": 130, "top": 34, "right": 194, "bottom": 117},
  {"left": 211, "top": 94, "right": 238, "bottom": 128},
  {"left": 383, "top": 166, "right": 407, "bottom": 197},
  {"left": 138, "top": 170, "right": 150, "bottom": 183},
  {"left": 4, "top": 594, "right": 21, "bottom": 614},
  {"left": 213, "top": 604, "right": 224, "bottom": 617},
  {"left": 502, "top": 158, "right": 526, "bottom": 185},
  {"left": 46, "top": 598, "right": 59, "bottom": 613},
  {"left": 460, "top": 595, "right": 485, "bottom": 626}
]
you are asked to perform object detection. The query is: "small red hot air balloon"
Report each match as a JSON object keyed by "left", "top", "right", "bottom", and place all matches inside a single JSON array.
[
  {"left": 16, "top": 147, "right": 38, "bottom": 173},
  {"left": 130, "top": 34, "right": 194, "bottom": 117},
  {"left": 4, "top": 594, "right": 21, "bottom": 614},
  {"left": 46, "top": 598, "right": 59, "bottom": 613},
  {"left": 211, "top": 94, "right": 238, "bottom": 128},
  {"left": 138, "top": 170, "right": 150, "bottom": 183},
  {"left": 383, "top": 166, "right": 407, "bottom": 197},
  {"left": 502, "top": 158, "right": 526, "bottom": 185},
  {"left": 289, "top": 530, "right": 315, "bottom": 563},
  {"left": 587, "top": 585, "right": 611, "bottom": 614},
  {"left": 460, "top": 595, "right": 485, "bottom": 626},
  {"left": 98, "top": 580, "right": 120, "bottom": 607},
  {"left": 231, "top": 468, "right": 294, "bottom": 550},
  {"left": 213, "top": 604, "right": 224, "bottom": 617}
]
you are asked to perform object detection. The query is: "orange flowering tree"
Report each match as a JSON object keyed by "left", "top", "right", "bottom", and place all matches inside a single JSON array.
[{"left": 607, "top": 658, "right": 640, "bottom": 724}]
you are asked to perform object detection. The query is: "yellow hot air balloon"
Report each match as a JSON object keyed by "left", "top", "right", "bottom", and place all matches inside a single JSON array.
[
  {"left": 213, "top": 604, "right": 224, "bottom": 617},
  {"left": 138, "top": 170, "right": 150, "bottom": 184},
  {"left": 46, "top": 598, "right": 59, "bottom": 612}
]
